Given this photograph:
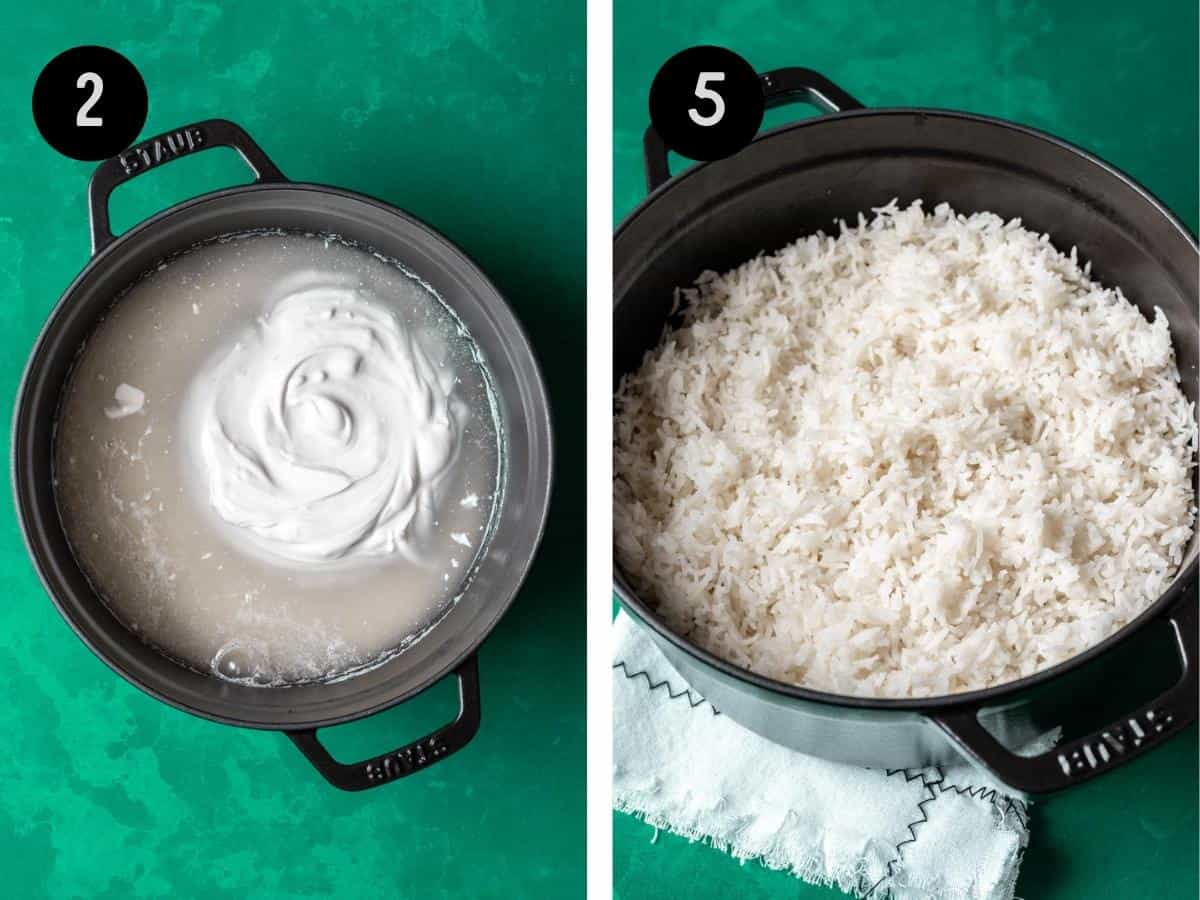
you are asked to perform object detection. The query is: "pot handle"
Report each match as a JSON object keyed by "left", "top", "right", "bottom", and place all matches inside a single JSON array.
[
  {"left": 643, "top": 67, "right": 865, "bottom": 192},
  {"left": 287, "top": 653, "right": 482, "bottom": 792},
  {"left": 933, "top": 597, "right": 1197, "bottom": 794},
  {"left": 88, "top": 118, "right": 287, "bottom": 255}
]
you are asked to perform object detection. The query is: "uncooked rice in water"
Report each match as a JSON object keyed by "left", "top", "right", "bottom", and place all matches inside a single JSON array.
[{"left": 614, "top": 200, "right": 1196, "bottom": 698}]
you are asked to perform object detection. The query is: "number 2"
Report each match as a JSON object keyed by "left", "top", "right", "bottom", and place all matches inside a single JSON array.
[
  {"left": 689, "top": 72, "right": 726, "bottom": 127},
  {"left": 76, "top": 72, "right": 103, "bottom": 127}
]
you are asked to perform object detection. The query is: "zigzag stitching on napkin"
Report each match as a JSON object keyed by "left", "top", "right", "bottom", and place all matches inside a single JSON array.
[
  {"left": 612, "top": 661, "right": 720, "bottom": 715},
  {"left": 863, "top": 770, "right": 940, "bottom": 898},
  {"left": 933, "top": 783, "right": 1029, "bottom": 831},
  {"left": 885, "top": 768, "right": 934, "bottom": 786},
  {"left": 930, "top": 767, "right": 1030, "bottom": 831},
  {"left": 614, "top": 637, "right": 1030, "bottom": 895}
]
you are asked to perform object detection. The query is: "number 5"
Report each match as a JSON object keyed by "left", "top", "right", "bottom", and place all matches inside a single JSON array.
[
  {"left": 76, "top": 72, "right": 103, "bottom": 127},
  {"left": 689, "top": 72, "right": 725, "bottom": 127}
]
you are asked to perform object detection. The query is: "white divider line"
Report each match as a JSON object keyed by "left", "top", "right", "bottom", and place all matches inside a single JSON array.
[{"left": 586, "top": 0, "right": 614, "bottom": 896}]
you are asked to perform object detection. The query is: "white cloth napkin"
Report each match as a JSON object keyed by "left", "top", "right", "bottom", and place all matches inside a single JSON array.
[{"left": 613, "top": 612, "right": 1042, "bottom": 900}]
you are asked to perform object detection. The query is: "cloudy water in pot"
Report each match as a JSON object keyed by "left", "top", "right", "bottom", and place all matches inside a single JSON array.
[{"left": 53, "top": 231, "right": 503, "bottom": 684}]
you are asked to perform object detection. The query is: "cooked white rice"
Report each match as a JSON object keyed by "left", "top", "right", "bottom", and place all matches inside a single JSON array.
[{"left": 614, "top": 200, "right": 1196, "bottom": 698}]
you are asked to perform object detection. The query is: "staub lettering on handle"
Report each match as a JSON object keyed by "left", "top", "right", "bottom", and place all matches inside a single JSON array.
[
  {"left": 117, "top": 126, "right": 206, "bottom": 175},
  {"left": 364, "top": 735, "right": 450, "bottom": 784},
  {"left": 1056, "top": 706, "right": 1176, "bottom": 777}
]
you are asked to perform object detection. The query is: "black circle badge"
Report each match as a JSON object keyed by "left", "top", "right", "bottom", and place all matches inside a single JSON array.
[
  {"left": 33, "top": 46, "right": 148, "bottom": 161},
  {"left": 649, "top": 46, "right": 764, "bottom": 162}
]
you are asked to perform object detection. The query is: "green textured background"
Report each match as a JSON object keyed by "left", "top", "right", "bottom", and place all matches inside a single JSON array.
[
  {"left": 0, "top": 2, "right": 583, "bottom": 897},
  {"left": 613, "top": 1, "right": 1199, "bottom": 898}
]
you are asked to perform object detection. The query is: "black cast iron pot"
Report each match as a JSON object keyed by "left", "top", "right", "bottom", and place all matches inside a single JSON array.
[
  {"left": 15, "top": 119, "right": 554, "bottom": 791},
  {"left": 614, "top": 68, "right": 1198, "bottom": 794}
]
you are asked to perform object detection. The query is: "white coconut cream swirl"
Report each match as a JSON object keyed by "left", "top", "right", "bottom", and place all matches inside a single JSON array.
[{"left": 195, "top": 274, "right": 463, "bottom": 565}]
